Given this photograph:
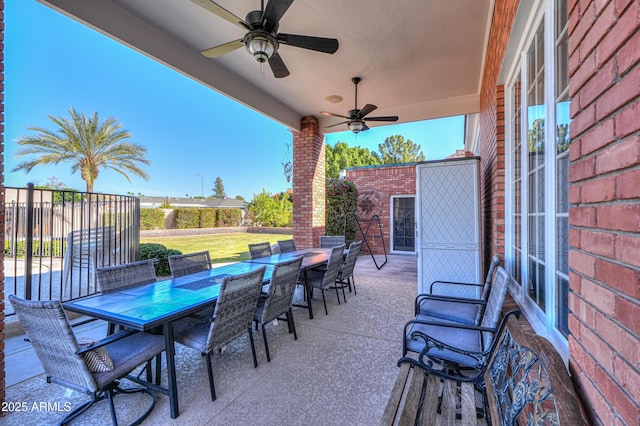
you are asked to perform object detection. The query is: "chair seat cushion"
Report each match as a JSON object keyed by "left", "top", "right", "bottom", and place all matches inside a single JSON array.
[
  {"left": 405, "top": 315, "right": 483, "bottom": 369},
  {"left": 172, "top": 316, "right": 212, "bottom": 353},
  {"left": 418, "top": 299, "right": 480, "bottom": 326},
  {"left": 93, "top": 331, "right": 165, "bottom": 389}
]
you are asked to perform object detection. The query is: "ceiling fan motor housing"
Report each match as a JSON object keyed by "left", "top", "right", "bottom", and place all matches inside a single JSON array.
[{"left": 243, "top": 10, "right": 279, "bottom": 63}]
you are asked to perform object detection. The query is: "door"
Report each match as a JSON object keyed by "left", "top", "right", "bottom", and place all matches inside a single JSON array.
[
  {"left": 391, "top": 196, "right": 416, "bottom": 253},
  {"left": 416, "top": 157, "right": 481, "bottom": 296}
]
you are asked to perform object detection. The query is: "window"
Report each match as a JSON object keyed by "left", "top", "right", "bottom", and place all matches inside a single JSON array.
[{"left": 506, "top": 0, "right": 571, "bottom": 344}]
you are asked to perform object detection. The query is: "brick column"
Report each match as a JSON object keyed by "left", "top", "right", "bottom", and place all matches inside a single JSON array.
[{"left": 292, "top": 116, "right": 325, "bottom": 248}]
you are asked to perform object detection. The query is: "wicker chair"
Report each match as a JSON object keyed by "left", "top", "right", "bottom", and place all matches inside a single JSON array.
[
  {"left": 9, "top": 295, "right": 165, "bottom": 426},
  {"left": 402, "top": 266, "right": 511, "bottom": 371},
  {"left": 335, "top": 240, "right": 363, "bottom": 297},
  {"left": 248, "top": 242, "right": 272, "bottom": 259},
  {"left": 304, "top": 244, "right": 346, "bottom": 315},
  {"left": 414, "top": 255, "right": 501, "bottom": 325},
  {"left": 96, "top": 259, "right": 157, "bottom": 335},
  {"left": 172, "top": 266, "right": 266, "bottom": 401},
  {"left": 168, "top": 251, "right": 212, "bottom": 277},
  {"left": 253, "top": 256, "right": 303, "bottom": 362},
  {"left": 319, "top": 235, "right": 345, "bottom": 248},
  {"left": 276, "top": 239, "right": 297, "bottom": 253}
]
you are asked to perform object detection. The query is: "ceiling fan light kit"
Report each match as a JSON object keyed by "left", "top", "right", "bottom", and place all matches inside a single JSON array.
[
  {"left": 193, "top": 0, "right": 339, "bottom": 78},
  {"left": 321, "top": 77, "right": 400, "bottom": 133}
]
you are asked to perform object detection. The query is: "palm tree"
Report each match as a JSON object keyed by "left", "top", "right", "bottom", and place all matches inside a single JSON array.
[{"left": 13, "top": 107, "right": 150, "bottom": 192}]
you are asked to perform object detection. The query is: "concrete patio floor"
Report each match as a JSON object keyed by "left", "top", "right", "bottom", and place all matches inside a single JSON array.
[{"left": 3, "top": 253, "right": 418, "bottom": 425}]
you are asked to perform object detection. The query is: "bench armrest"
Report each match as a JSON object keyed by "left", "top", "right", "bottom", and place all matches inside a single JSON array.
[{"left": 414, "top": 293, "right": 487, "bottom": 315}]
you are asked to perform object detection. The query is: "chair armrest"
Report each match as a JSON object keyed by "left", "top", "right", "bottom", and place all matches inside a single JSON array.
[
  {"left": 414, "top": 293, "right": 487, "bottom": 315},
  {"left": 76, "top": 329, "right": 137, "bottom": 355},
  {"left": 429, "top": 280, "right": 484, "bottom": 295}
]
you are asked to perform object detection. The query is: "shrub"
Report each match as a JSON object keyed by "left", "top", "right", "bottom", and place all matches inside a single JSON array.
[
  {"left": 199, "top": 209, "right": 217, "bottom": 228},
  {"left": 248, "top": 189, "right": 292, "bottom": 227},
  {"left": 140, "top": 208, "right": 165, "bottom": 230},
  {"left": 139, "top": 243, "right": 181, "bottom": 277},
  {"left": 326, "top": 178, "right": 358, "bottom": 244},
  {"left": 217, "top": 208, "right": 242, "bottom": 227},
  {"left": 174, "top": 208, "right": 200, "bottom": 229}
]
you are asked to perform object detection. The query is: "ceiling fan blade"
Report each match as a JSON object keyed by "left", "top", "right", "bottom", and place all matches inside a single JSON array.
[
  {"left": 357, "top": 104, "right": 377, "bottom": 118},
  {"left": 277, "top": 33, "right": 339, "bottom": 54},
  {"left": 361, "top": 123, "right": 371, "bottom": 131},
  {"left": 262, "top": 0, "right": 294, "bottom": 30},
  {"left": 320, "top": 111, "right": 350, "bottom": 119},
  {"left": 325, "top": 121, "right": 350, "bottom": 128},
  {"left": 190, "top": 0, "right": 249, "bottom": 30},
  {"left": 268, "top": 52, "right": 290, "bottom": 78},
  {"left": 201, "top": 39, "right": 244, "bottom": 58},
  {"left": 364, "top": 115, "right": 400, "bottom": 122}
]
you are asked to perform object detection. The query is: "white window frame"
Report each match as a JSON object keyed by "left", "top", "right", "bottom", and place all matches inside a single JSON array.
[{"left": 504, "top": 0, "right": 569, "bottom": 360}]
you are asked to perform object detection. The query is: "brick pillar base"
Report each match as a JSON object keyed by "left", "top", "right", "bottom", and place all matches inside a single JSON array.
[{"left": 292, "top": 116, "right": 325, "bottom": 248}]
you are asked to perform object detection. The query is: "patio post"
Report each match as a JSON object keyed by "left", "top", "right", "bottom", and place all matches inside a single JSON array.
[{"left": 292, "top": 116, "right": 325, "bottom": 248}]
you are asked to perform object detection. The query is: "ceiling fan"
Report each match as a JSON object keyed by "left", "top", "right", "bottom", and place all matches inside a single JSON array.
[
  {"left": 321, "top": 77, "right": 399, "bottom": 133},
  {"left": 191, "top": 0, "right": 339, "bottom": 78}
]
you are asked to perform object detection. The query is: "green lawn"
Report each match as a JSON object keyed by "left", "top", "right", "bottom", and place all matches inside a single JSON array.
[{"left": 141, "top": 232, "right": 292, "bottom": 264}]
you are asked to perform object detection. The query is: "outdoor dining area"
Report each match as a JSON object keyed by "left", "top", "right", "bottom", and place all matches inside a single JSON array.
[{"left": 5, "top": 239, "right": 416, "bottom": 425}]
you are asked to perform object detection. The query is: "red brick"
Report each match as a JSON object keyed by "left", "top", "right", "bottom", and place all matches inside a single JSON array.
[
  {"left": 595, "top": 313, "right": 640, "bottom": 367},
  {"left": 616, "top": 102, "right": 640, "bottom": 138},
  {"left": 594, "top": 367, "right": 639, "bottom": 424},
  {"left": 571, "top": 2, "right": 596, "bottom": 54},
  {"left": 615, "top": 235, "right": 640, "bottom": 267},
  {"left": 581, "top": 229, "right": 616, "bottom": 257},
  {"left": 582, "top": 277, "right": 616, "bottom": 315},
  {"left": 570, "top": 51, "right": 597, "bottom": 95},
  {"left": 595, "top": 67, "right": 640, "bottom": 120},
  {"left": 569, "top": 336, "right": 597, "bottom": 377},
  {"left": 570, "top": 206, "right": 597, "bottom": 227},
  {"left": 580, "top": 3, "right": 615, "bottom": 66},
  {"left": 595, "top": 258, "right": 640, "bottom": 298},
  {"left": 580, "top": 53, "right": 616, "bottom": 108},
  {"left": 570, "top": 250, "right": 597, "bottom": 276},
  {"left": 615, "top": 296, "right": 640, "bottom": 334},
  {"left": 597, "top": 204, "right": 640, "bottom": 233},
  {"left": 616, "top": 169, "right": 640, "bottom": 199},
  {"left": 581, "top": 325, "right": 615, "bottom": 371},
  {"left": 580, "top": 118, "right": 615, "bottom": 154},
  {"left": 613, "top": 357, "right": 640, "bottom": 405},
  {"left": 579, "top": 374, "right": 616, "bottom": 425},
  {"left": 597, "top": 1, "right": 640, "bottom": 68},
  {"left": 617, "top": 29, "right": 640, "bottom": 76},
  {"left": 569, "top": 228, "right": 581, "bottom": 248},
  {"left": 571, "top": 103, "right": 596, "bottom": 138},
  {"left": 595, "top": 137, "right": 640, "bottom": 175},
  {"left": 569, "top": 156, "right": 596, "bottom": 182},
  {"left": 580, "top": 176, "right": 616, "bottom": 203}
]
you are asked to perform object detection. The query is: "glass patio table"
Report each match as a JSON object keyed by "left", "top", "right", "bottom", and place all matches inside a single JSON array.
[{"left": 63, "top": 261, "right": 273, "bottom": 419}]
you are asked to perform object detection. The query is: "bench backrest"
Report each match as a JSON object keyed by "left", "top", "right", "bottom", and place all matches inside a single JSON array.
[{"left": 484, "top": 315, "right": 582, "bottom": 424}]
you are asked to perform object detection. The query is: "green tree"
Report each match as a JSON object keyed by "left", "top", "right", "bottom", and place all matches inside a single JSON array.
[
  {"left": 373, "top": 135, "right": 425, "bottom": 164},
  {"left": 13, "top": 107, "right": 150, "bottom": 192},
  {"left": 326, "top": 178, "right": 358, "bottom": 243},
  {"left": 212, "top": 177, "right": 226, "bottom": 198},
  {"left": 34, "top": 176, "right": 81, "bottom": 203},
  {"left": 326, "top": 142, "right": 380, "bottom": 179},
  {"left": 248, "top": 189, "right": 292, "bottom": 227}
]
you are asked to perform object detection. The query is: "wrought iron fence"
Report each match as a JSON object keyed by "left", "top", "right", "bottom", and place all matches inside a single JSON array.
[{"left": 4, "top": 184, "right": 140, "bottom": 315}]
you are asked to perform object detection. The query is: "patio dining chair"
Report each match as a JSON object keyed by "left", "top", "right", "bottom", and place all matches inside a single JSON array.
[
  {"left": 172, "top": 266, "right": 266, "bottom": 401},
  {"left": 414, "top": 255, "right": 500, "bottom": 325},
  {"left": 402, "top": 266, "right": 511, "bottom": 375},
  {"left": 335, "top": 240, "right": 363, "bottom": 297},
  {"left": 9, "top": 295, "right": 165, "bottom": 426},
  {"left": 276, "top": 239, "right": 297, "bottom": 253},
  {"left": 168, "top": 251, "right": 212, "bottom": 277},
  {"left": 304, "top": 244, "right": 346, "bottom": 315},
  {"left": 248, "top": 242, "right": 272, "bottom": 259},
  {"left": 253, "top": 256, "right": 303, "bottom": 362},
  {"left": 319, "top": 235, "right": 345, "bottom": 248},
  {"left": 96, "top": 259, "right": 158, "bottom": 335}
]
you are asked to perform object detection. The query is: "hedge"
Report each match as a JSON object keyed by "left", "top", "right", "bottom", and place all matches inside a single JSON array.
[
  {"left": 216, "top": 208, "right": 241, "bottom": 227},
  {"left": 174, "top": 208, "right": 200, "bottom": 229},
  {"left": 199, "top": 209, "right": 217, "bottom": 228},
  {"left": 140, "top": 208, "right": 165, "bottom": 230},
  {"left": 139, "top": 243, "right": 182, "bottom": 277}
]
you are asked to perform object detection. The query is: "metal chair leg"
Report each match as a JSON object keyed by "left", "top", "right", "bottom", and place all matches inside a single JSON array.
[
  {"left": 205, "top": 352, "right": 217, "bottom": 401},
  {"left": 321, "top": 289, "right": 328, "bottom": 315},
  {"left": 287, "top": 308, "right": 298, "bottom": 340},
  {"left": 261, "top": 324, "right": 271, "bottom": 362},
  {"left": 248, "top": 327, "right": 258, "bottom": 368}
]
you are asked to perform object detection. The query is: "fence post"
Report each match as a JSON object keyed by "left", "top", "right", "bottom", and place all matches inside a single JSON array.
[{"left": 25, "top": 183, "right": 35, "bottom": 299}]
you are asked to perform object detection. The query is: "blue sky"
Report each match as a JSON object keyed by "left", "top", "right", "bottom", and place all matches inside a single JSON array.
[{"left": 5, "top": 0, "right": 465, "bottom": 200}]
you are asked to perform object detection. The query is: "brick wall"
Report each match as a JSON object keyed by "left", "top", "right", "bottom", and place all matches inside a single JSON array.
[
  {"left": 0, "top": 0, "right": 5, "bottom": 406},
  {"left": 566, "top": 0, "right": 640, "bottom": 423},
  {"left": 345, "top": 164, "right": 416, "bottom": 254},
  {"left": 292, "top": 116, "right": 326, "bottom": 248},
  {"left": 477, "top": 0, "right": 517, "bottom": 276}
]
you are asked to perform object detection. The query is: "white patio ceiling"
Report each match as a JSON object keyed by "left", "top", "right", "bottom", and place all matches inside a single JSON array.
[{"left": 39, "top": 0, "right": 494, "bottom": 133}]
